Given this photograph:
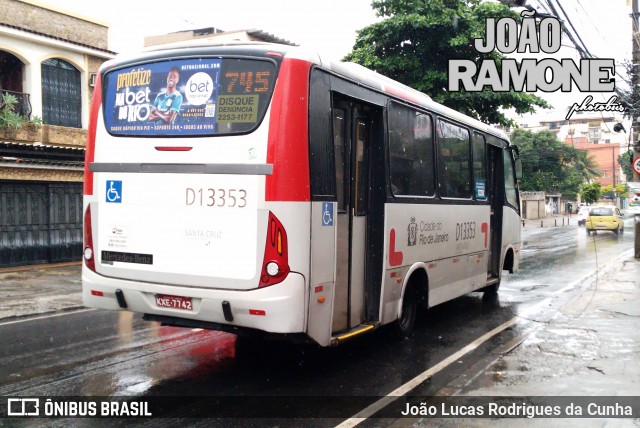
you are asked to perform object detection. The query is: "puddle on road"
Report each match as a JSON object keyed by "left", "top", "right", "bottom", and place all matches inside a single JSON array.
[{"left": 518, "top": 284, "right": 549, "bottom": 292}]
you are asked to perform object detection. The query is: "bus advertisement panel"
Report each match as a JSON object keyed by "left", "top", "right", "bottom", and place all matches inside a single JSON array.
[{"left": 103, "top": 58, "right": 275, "bottom": 136}]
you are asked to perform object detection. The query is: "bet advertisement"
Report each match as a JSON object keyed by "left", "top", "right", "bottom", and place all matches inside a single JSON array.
[{"left": 103, "top": 59, "right": 222, "bottom": 136}]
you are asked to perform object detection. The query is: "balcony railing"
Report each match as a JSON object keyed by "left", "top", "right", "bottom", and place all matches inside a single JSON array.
[{"left": 0, "top": 90, "right": 33, "bottom": 119}]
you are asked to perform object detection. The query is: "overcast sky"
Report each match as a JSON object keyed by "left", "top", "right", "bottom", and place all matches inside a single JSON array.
[
  {"left": 44, "top": 0, "right": 633, "bottom": 115},
  {"left": 45, "top": 0, "right": 379, "bottom": 60}
]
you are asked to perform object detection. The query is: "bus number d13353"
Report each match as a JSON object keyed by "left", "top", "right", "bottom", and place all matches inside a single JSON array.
[
  {"left": 185, "top": 188, "right": 247, "bottom": 208},
  {"left": 456, "top": 221, "right": 476, "bottom": 241}
]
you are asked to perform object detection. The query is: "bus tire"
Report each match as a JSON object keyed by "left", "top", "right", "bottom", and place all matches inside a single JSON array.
[
  {"left": 481, "top": 281, "right": 500, "bottom": 295},
  {"left": 394, "top": 282, "right": 417, "bottom": 339}
]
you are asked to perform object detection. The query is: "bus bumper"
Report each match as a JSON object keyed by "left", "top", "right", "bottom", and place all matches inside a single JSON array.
[{"left": 82, "top": 267, "right": 306, "bottom": 334}]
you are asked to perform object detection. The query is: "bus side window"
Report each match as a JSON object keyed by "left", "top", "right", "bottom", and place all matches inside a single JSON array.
[
  {"left": 437, "top": 120, "right": 471, "bottom": 199},
  {"left": 388, "top": 102, "right": 434, "bottom": 197},
  {"left": 472, "top": 131, "right": 487, "bottom": 201},
  {"left": 503, "top": 150, "right": 519, "bottom": 210}
]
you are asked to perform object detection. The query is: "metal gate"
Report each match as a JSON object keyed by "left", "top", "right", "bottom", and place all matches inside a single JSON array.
[{"left": 0, "top": 181, "right": 82, "bottom": 267}]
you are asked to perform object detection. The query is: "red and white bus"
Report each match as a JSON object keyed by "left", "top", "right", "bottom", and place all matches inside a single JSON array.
[{"left": 82, "top": 42, "right": 521, "bottom": 347}]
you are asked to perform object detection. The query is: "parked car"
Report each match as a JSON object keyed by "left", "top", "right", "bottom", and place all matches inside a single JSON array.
[
  {"left": 585, "top": 206, "right": 624, "bottom": 236},
  {"left": 576, "top": 206, "right": 590, "bottom": 226}
]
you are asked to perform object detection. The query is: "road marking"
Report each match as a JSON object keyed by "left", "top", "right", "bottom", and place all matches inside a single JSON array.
[
  {"left": 0, "top": 308, "right": 96, "bottom": 327},
  {"left": 336, "top": 317, "right": 520, "bottom": 428}
]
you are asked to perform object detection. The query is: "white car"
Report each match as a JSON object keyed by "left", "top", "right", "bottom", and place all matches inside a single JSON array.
[
  {"left": 576, "top": 206, "right": 590, "bottom": 226},
  {"left": 625, "top": 205, "right": 640, "bottom": 217}
]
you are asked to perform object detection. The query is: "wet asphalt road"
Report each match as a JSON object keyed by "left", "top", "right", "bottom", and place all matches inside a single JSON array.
[{"left": 0, "top": 219, "right": 635, "bottom": 425}]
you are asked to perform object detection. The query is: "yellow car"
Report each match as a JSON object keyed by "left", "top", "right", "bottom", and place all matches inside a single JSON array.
[{"left": 585, "top": 206, "right": 624, "bottom": 235}]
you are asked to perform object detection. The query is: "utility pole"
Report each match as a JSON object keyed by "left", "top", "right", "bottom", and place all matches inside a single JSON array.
[{"left": 633, "top": 0, "right": 640, "bottom": 258}]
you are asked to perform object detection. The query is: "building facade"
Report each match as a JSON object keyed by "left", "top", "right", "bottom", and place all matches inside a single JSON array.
[
  {"left": 0, "top": 0, "right": 115, "bottom": 266},
  {"left": 144, "top": 27, "right": 297, "bottom": 49},
  {"left": 516, "top": 109, "right": 628, "bottom": 188}
]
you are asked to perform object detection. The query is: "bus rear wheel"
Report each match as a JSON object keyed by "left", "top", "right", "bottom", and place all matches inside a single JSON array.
[{"left": 394, "top": 282, "right": 417, "bottom": 339}]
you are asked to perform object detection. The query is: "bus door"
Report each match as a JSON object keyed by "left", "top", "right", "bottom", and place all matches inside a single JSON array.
[
  {"left": 487, "top": 143, "right": 504, "bottom": 279},
  {"left": 331, "top": 100, "right": 371, "bottom": 333}
]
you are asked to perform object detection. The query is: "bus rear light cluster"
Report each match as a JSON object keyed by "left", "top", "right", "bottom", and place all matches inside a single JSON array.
[
  {"left": 83, "top": 206, "right": 96, "bottom": 272},
  {"left": 259, "top": 212, "right": 290, "bottom": 287}
]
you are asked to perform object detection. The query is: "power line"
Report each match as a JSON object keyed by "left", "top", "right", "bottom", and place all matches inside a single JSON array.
[
  {"left": 575, "top": 0, "right": 609, "bottom": 48},
  {"left": 547, "top": 0, "right": 593, "bottom": 58}
]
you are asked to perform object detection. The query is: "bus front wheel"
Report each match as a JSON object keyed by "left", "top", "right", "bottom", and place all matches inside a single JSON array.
[
  {"left": 394, "top": 282, "right": 417, "bottom": 339},
  {"left": 480, "top": 281, "right": 500, "bottom": 295}
]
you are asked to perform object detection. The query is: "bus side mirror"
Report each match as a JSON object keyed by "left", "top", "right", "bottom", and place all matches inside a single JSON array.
[{"left": 515, "top": 158, "right": 523, "bottom": 180}]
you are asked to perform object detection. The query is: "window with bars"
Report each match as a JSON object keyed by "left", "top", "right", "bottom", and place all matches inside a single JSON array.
[{"left": 41, "top": 58, "right": 81, "bottom": 128}]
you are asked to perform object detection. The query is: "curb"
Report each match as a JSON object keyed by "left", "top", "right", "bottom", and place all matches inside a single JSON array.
[{"left": 0, "top": 260, "right": 82, "bottom": 274}]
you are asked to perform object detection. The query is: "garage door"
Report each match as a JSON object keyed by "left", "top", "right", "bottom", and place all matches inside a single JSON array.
[{"left": 0, "top": 181, "right": 82, "bottom": 267}]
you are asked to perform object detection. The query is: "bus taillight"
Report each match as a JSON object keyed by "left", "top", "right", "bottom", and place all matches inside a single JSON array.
[
  {"left": 83, "top": 206, "right": 96, "bottom": 272},
  {"left": 259, "top": 212, "right": 290, "bottom": 287}
]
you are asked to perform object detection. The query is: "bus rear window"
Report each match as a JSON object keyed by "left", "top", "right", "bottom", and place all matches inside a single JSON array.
[{"left": 103, "top": 58, "right": 276, "bottom": 137}]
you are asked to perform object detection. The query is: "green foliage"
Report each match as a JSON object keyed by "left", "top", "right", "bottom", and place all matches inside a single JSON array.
[
  {"left": 29, "top": 115, "right": 43, "bottom": 127},
  {"left": 510, "top": 129, "right": 596, "bottom": 200},
  {"left": 345, "top": 0, "right": 550, "bottom": 126},
  {"left": 573, "top": 150, "right": 601, "bottom": 184},
  {"left": 601, "top": 184, "right": 629, "bottom": 200},
  {"left": 618, "top": 150, "right": 635, "bottom": 182},
  {"left": 0, "top": 93, "right": 25, "bottom": 129},
  {"left": 0, "top": 92, "right": 42, "bottom": 130},
  {"left": 580, "top": 182, "right": 601, "bottom": 204}
]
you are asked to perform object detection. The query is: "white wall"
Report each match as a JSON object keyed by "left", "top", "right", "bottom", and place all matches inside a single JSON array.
[{"left": 0, "top": 30, "right": 100, "bottom": 128}]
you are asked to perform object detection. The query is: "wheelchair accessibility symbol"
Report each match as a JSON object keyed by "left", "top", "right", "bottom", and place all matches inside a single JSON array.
[
  {"left": 322, "top": 202, "right": 333, "bottom": 226},
  {"left": 106, "top": 180, "right": 122, "bottom": 203}
]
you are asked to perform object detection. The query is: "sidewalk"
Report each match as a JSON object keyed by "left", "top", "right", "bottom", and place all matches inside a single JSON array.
[
  {"left": 460, "top": 253, "right": 640, "bottom": 396},
  {"left": 0, "top": 262, "right": 82, "bottom": 320},
  {"left": 521, "top": 214, "right": 575, "bottom": 228},
  {"left": 391, "top": 252, "right": 640, "bottom": 427}
]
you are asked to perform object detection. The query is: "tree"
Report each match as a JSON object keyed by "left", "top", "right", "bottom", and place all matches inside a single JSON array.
[
  {"left": 580, "top": 182, "right": 601, "bottom": 204},
  {"left": 510, "top": 129, "right": 586, "bottom": 200},
  {"left": 344, "top": 0, "right": 550, "bottom": 126},
  {"left": 619, "top": 150, "right": 635, "bottom": 182},
  {"left": 574, "top": 151, "right": 601, "bottom": 184},
  {"left": 601, "top": 184, "right": 629, "bottom": 201}
]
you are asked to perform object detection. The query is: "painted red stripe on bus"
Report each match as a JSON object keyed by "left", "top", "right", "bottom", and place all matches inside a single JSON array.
[
  {"left": 266, "top": 58, "right": 311, "bottom": 201},
  {"left": 155, "top": 146, "right": 193, "bottom": 151},
  {"left": 83, "top": 72, "right": 102, "bottom": 196},
  {"left": 388, "top": 229, "right": 403, "bottom": 266}
]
